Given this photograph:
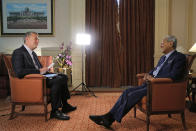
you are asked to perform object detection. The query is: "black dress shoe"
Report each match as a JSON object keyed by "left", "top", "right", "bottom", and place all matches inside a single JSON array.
[
  {"left": 50, "top": 110, "right": 70, "bottom": 120},
  {"left": 62, "top": 104, "right": 77, "bottom": 113},
  {"left": 89, "top": 115, "right": 113, "bottom": 129}
]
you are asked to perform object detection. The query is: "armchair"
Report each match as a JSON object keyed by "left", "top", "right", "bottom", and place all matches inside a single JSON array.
[
  {"left": 134, "top": 54, "right": 196, "bottom": 131},
  {"left": 3, "top": 55, "right": 53, "bottom": 121}
]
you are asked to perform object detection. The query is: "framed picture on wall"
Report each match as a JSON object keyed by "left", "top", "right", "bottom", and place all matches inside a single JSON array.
[{"left": 0, "top": 0, "right": 54, "bottom": 36}]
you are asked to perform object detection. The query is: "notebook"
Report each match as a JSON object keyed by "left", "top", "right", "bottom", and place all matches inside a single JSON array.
[{"left": 43, "top": 74, "right": 58, "bottom": 78}]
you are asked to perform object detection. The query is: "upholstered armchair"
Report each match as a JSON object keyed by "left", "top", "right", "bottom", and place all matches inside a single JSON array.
[
  {"left": 134, "top": 54, "right": 196, "bottom": 131},
  {"left": 3, "top": 55, "right": 53, "bottom": 121}
]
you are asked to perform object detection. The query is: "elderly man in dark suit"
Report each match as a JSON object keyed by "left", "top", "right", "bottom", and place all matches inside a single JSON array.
[
  {"left": 12, "top": 32, "right": 76, "bottom": 120},
  {"left": 89, "top": 35, "right": 187, "bottom": 128}
]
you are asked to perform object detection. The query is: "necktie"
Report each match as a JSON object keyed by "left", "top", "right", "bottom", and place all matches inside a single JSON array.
[
  {"left": 156, "top": 55, "right": 166, "bottom": 67},
  {"left": 153, "top": 55, "right": 166, "bottom": 77},
  {"left": 32, "top": 51, "right": 42, "bottom": 69}
]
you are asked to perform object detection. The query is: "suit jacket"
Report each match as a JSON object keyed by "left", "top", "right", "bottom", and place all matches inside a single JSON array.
[
  {"left": 12, "top": 45, "right": 42, "bottom": 78},
  {"left": 149, "top": 50, "right": 186, "bottom": 81}
]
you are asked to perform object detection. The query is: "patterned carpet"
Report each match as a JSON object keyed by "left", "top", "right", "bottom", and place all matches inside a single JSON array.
[{"left": 0, "top": 92, "right": 196, "bottom": 131}]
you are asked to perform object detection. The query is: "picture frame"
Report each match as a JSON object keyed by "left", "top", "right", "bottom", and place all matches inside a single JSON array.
[{"left": 0, "top": 0, "right": 54, "bottom": 36}]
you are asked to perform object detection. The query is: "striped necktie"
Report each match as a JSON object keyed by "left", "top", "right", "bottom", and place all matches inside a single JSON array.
[
  {"left": 32, "top": 51, "right": 42, "bottom": 69},
  {"left": 157, "top": 55, "right": 166, "bottom": 67},
  {"left": 153, "top": 55, "right": 166, "bottom": 77}
]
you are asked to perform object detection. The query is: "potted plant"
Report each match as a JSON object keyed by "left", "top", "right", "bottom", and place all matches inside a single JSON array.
[{"left": 54, "top": 41, "right": 72, "bottom": 86}]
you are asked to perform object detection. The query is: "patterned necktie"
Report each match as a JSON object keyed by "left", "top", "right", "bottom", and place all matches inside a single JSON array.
[
  {"left": 153, "top": 55, "right": 166, "bottom": 77},
  {"left": 32, "top": 51, "right": 42, "bottom": 69},
  {"left": 156, "top": 55, "right": 166, "bottom": 67}
]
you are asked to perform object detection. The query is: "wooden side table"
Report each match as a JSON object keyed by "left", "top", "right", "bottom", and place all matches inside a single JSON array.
[
  {"left": 191, "top": 73, "right": 196, "bottom": 103},
  {"left": 187, "top": 73, "right": 196, "bottom": 112}
]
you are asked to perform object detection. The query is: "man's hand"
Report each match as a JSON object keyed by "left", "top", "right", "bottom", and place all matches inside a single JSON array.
[
  {"left": 143, "top": 73, "right": 154, "bottom": 81},
  {"left": 39, "top": 67, "right": 49, "bottom": 74}
]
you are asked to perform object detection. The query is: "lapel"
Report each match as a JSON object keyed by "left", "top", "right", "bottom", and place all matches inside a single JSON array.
[{"left": 21, "top": 45, "right": 35, "bottom": 66}]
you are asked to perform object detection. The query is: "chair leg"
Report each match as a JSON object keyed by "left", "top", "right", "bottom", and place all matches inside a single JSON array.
[
  {"left": 168, "top": 114, "right": 172, "bottom": 118},
  {"left": 44, "top": 104, "right": 48, "bottom": 122},
  {"left": 21, "top": 105, "right": 25, "bottom": 111},
  {"left": 134, "top": 107, "right": 136, "bottom": 118},
  {"left": 9, "top": 103, "right": 15, "bottom": 120},
  {"left": 146, "top": 113, "right": 150, "bottom": 131},
  {"left": 181, "top": 111, "right": 187, "bottom": 130}
]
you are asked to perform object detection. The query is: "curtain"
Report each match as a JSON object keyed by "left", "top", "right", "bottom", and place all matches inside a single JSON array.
[
  {"left": 119, "top": 0, "right": 155, "bottom": 85},
  {"left": 85, "top": 0, "right": 155, "bottom": 87},
  {"left": 85, "top": 0, "right": 120, "bottom": 87}
]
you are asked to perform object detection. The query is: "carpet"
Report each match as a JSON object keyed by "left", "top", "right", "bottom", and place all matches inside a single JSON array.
[{"left": 0, "top": 93, "right": 196, "bottom": 131}]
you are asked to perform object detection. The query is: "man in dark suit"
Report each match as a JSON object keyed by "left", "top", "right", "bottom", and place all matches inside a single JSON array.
[
  {"left": 89, "top": 35, "right": 187, "bottom": 128},
  {"left": 12, "top": 32, "right": 76, "bottom": 120}
]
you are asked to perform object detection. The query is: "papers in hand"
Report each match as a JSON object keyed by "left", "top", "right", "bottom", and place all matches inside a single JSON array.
[
  {"left": 48, "top": 63, "right": 54, "bottom": 69},
  {"left": 43, "top": 74, "right": 58, "bottom": 78}
]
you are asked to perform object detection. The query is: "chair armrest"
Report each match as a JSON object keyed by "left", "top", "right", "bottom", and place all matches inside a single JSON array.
[
  {"left": 136, "top": 73, "right": 146, "bottom": 78},
  {"left": 148, "top": 78, "right": 173, "bottom": 83},
  {"left": 10, "top": 77, "right": 46, "bottom": 103},
  {"left": 148, "top": 80, "right": 187, "bottom": 111},
  {"left": 24, "top": 74, "right": 46, "bottom": 79},
  {"left": 136, "top": 73, "right": 147, "bottom": 86}
]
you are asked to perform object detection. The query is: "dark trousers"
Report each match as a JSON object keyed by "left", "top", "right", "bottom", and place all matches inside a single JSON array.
[
  {"left": 110, "top": 83, "right": 147, "bottom": 122},
  {"left": 46, "top": 74, "right": 70, "bottom": 111}
]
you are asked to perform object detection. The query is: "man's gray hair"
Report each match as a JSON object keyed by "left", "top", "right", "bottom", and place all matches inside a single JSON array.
[
  {"left": 23, "top": 31, "right": 38, "bottom": 43},
  {"left": 165, "top": 35, "right": 177, "bottom": 49}
]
